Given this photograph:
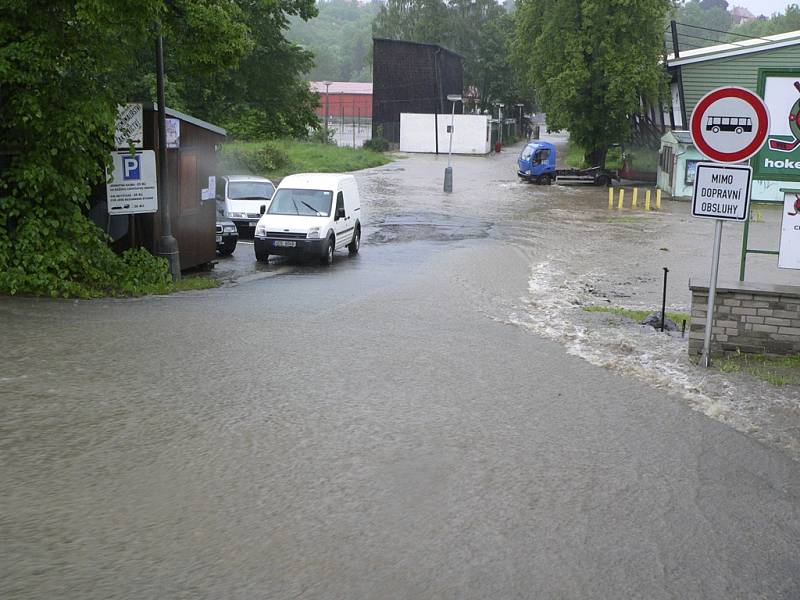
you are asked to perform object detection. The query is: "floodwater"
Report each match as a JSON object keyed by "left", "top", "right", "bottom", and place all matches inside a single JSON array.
[
  {"left": 2, "top": 135, "right": 800, "bottom": 598},
  {"left": 349, "top": 134, "right": 800, "bottom": 457}
]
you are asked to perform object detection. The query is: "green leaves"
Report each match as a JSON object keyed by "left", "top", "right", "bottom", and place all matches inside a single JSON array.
[
  {"left": 514, "top": 0, "right": 671, "bottom": 163},
  {"left": 1, "top": 0, "right": 322, "bottom": 297}
]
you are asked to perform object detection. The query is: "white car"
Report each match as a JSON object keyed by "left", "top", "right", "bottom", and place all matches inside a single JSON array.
[
  {"left": 253, "top": 173, "right": 362, "bottom": 265},
  {"left": 217, "top": 175, "right": 275, "bottom": 233}
]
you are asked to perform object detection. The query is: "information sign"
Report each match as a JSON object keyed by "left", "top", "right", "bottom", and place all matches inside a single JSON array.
[
  {"left": 106, "top": 150, "right": 158, "bottom": 214},
  {"left": 691, "top": 163, "right": 752, "bottom": 221},
  {"left": 779, "top": 191, "right": 800, "bottom": 269},
  {"left": 115, "top": 103, "right": 144, "bottom": 149}
]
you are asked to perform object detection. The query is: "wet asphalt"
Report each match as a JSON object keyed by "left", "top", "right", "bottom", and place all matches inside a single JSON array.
[{"left": 2, "top": 138, "right": 800, "bottom": 598}]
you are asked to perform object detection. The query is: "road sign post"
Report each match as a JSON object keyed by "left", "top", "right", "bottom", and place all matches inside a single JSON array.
[{"left": 690, "top": 87, "right": 770, "bottom": 366}]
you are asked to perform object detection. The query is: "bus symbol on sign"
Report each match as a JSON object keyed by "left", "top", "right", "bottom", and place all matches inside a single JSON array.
[
  {"left": 690, "top": 87, "right": 769, "bottom": 163},
  {"left": 706, "top": 116, "right": 752, "bottom": 135}
]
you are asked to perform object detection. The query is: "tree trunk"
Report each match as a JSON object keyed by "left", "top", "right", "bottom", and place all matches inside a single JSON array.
[{"left": 585, "top": 146, "right": 607, "bottom": 169}]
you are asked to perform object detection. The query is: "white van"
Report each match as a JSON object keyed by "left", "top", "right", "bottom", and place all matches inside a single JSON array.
[
  {"left": 253, "top": 173, "right": 362, "bottom": 265},
  {"left": 217, "top": 175, "right": 275, "bottom": 233}
]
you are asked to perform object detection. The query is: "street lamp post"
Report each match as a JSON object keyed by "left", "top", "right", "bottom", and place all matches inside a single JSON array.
[
  {"left": 155, "top": 29, "right": 180, "bottom": 281},
  {"left": 323, "top": 81, "right": 332, "bottom": 142},
  {"left": 443, "top": 94, "right": 462, "bottom": 193},
  {"left": 516, "top": 103, "right": 524, "bottom": 137}
]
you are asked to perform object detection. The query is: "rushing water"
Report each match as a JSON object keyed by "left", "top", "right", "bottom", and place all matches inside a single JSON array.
[{"left": 355, "top": 135, "right": 800, "bottom": 458}]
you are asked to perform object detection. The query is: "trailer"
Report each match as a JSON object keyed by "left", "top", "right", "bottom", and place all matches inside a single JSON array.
[{"left": 517, "top": 141, "right": 617, "bottom": 186}]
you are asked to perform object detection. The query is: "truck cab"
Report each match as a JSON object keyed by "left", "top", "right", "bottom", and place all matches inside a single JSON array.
[{"left": 517, "top": 141, "right": 557, "bottom": 184}]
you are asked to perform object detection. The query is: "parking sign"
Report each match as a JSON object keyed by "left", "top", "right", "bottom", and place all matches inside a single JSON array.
[{"left": 106, "top": 151, "right": 158, "bottom": 214}]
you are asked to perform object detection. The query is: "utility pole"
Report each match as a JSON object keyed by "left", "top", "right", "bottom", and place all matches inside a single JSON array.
[{"left": 155, "top": 29, "right": 180, "bottom": 281}]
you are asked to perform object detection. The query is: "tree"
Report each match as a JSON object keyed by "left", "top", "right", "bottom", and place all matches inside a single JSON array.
[
  {"left": 514, "top": 0, "right": 671, "bottom": 166},
  {"left": 288, "top": 0, "right": 380, "bottom": 82},
  {"left": 733, "top": 4, "right": 800, "bottom": 37},
  {"left": 372, "top": 0, "right": 525, "bottom": 109},
  {"left": 0, "top": 0, "right": 311, "bottom": 296},
  {"left": 673, "top": 0, "right": 733, "bottom": 46}
]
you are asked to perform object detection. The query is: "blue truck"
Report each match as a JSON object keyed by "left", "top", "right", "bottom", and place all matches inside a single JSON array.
[{"left": 517, "top": 141, "right": 617, "bottom": 186}]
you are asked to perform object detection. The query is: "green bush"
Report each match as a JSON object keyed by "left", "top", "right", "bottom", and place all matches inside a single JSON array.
[
  {"left": 0, "top": 204, "right": 179, "bottom": 298},
  {"left": 218, "top": 141, "right": 290, "bottom": 175},
  {"left": 310, "top": 127, "right": 335, "bottom": 145},
  {"left": 363, "top": 137, "right": 390, "bottom": 152}
]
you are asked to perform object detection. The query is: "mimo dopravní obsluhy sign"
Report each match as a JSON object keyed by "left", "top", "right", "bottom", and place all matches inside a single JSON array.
[{"left": 692, "top": 163, "right": 752, "bottom": 221}]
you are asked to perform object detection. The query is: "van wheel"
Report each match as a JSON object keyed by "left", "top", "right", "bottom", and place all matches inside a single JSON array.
[
  {"left": 348, "top": 226, "right": 361, "bottom": 254},
  {"left": 320, "top": 237, "right": 334, "bottom": 266},
  {"left": 255, "top": 249, "right": 269, "bottom": 263}
]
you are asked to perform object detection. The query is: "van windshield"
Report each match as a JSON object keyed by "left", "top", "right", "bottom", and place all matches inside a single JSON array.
[
  {"left": 228, "top": 181, "right": 274, "bottom": 200},
  {"left": 267, "top": 189, "right": 333, "bottom": 217}
]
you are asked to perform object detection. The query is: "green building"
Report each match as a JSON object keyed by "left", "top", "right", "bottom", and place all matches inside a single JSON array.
[{"left": 660, "top": 29, "right": 800, "bottom": 201}]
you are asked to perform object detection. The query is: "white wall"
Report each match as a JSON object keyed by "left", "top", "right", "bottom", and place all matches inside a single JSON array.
[{"left": 400, "top": 113, "right": 491, "bottom": 154}]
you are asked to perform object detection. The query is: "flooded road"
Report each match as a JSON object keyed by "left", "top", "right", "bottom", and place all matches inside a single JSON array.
[{"left": 3, "top": 137, "right": 800, "bottom": 598}]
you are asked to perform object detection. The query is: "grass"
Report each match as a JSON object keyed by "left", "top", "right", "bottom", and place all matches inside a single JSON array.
[
  {"left": 716, "top": 352, "right": 800, "bottom": 386},
  {"left": 172, "top": 276, "right": 219, "bottom": 292},
  {"left": 583, "top": 305, "right": 690, "bottom": 326},
  {"left": 565, "top": 140, "right": 657, "bottom": 172},
  {"left": 220, "top": 139, "right": 392, "bottom": 182}
]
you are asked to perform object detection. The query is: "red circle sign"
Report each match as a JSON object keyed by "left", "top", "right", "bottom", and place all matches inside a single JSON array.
[{"left": 690, "top": 87, "right": 770, "bottom": 163}]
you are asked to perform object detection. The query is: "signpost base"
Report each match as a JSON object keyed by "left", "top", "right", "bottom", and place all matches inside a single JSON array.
[
  {"left": 700, "top": 219, "right": 724, "bottom": 367},
  {"left": 443, "top": 166, "right": 453, "bottom": 193}
]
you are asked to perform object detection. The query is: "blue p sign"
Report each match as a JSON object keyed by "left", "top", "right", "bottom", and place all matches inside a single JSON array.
[{"left": 123, "top": 156, "right": 140, "bottom": 180}]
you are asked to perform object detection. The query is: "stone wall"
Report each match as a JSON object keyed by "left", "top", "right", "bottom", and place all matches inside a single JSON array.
[{"left": 689, "top": 279, "right": 800, "bottom": 356}]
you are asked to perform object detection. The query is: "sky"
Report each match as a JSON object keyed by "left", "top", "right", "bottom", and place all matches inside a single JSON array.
[{"left": 732, "top": 1, "right": 793, "bottom": 17}]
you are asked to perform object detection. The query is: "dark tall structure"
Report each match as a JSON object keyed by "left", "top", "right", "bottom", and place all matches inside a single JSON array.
[{"left": 372, "top": 38, "right": 464, "bottom": 143}]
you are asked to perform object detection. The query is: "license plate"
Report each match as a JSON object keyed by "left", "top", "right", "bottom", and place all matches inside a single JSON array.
[
  {"left": 274, "top": 240, "right": 296, "bottom": 247},
  {"left": 216, "top": 235, "right": 222, "bottom": 243}
]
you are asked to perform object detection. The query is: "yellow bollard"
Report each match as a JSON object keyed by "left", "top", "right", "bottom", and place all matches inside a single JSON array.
[
  {"left": 632, "top": 188, "right": 639, "bottom": 208},
  {"left": 617, "top": 188, "right": 625, "bottom": 209},
  {"left": 608, "top": 187, "right": 614, "bottom": 209},
  {"left": 656, "top": 188, "right": 662, "bottom": 209},
  {"left": 645, "top": 189, "right": 651, "bottom": 211}
]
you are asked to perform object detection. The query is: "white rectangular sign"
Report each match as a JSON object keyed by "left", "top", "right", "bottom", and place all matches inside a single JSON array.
[
  {"left": 115, "top": 103, "right": 144, "bottom": 149},
  {"left": 691, "top": 162, "right": 752, "bottom": 221},
  {"left": 779, "top": 191, "right": 800, "bottom": 269},
  {"left": 106, "top": 150, "right": 158, "bottom": 214},
  {"left": 166, "top": 118, "right": 180, "bottom": 149}
]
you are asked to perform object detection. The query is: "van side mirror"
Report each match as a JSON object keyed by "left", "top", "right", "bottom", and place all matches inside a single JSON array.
[
  {"left": 259, "top": 204, "right": 266, "bottom": 215},
  {"left": 336, "top": 207, "right": 345, "bottom": 220}
]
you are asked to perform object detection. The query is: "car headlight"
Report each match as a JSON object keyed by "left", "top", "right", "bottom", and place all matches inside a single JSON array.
[
  {"left": 223, "top": 225, "right": 237, "bottom": 233},
  {"left": 306, "top": 227, "right": 320, "bottom": 239},
  {"left": 255, "top": 225, "right": 267, "bottom": 237}
]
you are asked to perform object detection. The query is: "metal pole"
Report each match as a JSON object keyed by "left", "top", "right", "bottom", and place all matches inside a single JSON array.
[
  {"left": 661, "top": 267, "right": 669, "bottom": 332},
  {"left": 324, "top": 81, "right": 331, "bottom": 142},
  {"left": 352, "top": 98, "right": 356, "bottom": 148},
  {"left": 447, "top": 101, "right": 455, "bottom": 168},
  {"left": 444, "top": 100, "right": 455, "bottom": 193},
  {"left": 155, "top": 32, "right": 180, "bottom": 281},
  {"left": 700, "top": 220, "right": 724, "bottom": 367},
  {"left": 739, "top": 216, "right": 750, "bottom": 281}
]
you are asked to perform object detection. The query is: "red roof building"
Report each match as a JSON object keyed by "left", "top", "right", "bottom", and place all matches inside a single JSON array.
[{"left": 311, "top": 81, "right": 373, "bottom": 119}]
